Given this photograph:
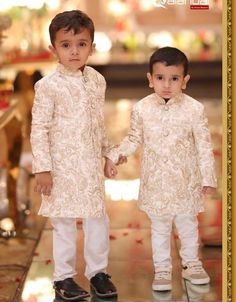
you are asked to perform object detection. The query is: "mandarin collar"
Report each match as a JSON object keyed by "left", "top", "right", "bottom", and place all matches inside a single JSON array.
[
  {"left": 56, "top": 63, "right": 89, "bottom": 78},
  {"left": 154, "top": 92, "right": 183, "bottom": 105}
]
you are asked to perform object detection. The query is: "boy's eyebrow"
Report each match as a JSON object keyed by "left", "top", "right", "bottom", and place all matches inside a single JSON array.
[
  {"left": 153, "top": 73, "right": 182, "bottom": 78},
  {"left": 59, "top": 38, "right": 89, "bottom": 43},
  {"left": 59, "top": 39, "right": 70, "bottom": 43}
]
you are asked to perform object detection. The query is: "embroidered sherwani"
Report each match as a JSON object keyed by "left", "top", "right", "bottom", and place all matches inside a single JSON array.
[
  {"left": 30, "top": 64, "right": 111, "bottom": 218},
  {"left": 107, "top": 93, "right": 217, "bottom": 216}
]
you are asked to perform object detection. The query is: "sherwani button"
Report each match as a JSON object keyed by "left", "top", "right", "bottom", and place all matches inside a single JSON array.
[
  {"left": 163, "top": 130, "right": 169, "bottom": 137},
  {"left": 164, "top": 105, "right": 169, "bottom": 111}
]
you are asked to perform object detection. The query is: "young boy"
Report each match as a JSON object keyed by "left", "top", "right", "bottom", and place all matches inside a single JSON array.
[
  {"left": 105, "top": 47, "right": 217, "bottom": 291},
  {"left": 30, "top": 10, "right": 118, "bottom": 301}
]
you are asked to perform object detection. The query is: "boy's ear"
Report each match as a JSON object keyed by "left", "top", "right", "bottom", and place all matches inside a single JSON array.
[
  {"left": 49, "top": 45, "right": 57, "bottom": 56},
  {"left": 147, "top": 72, "right": 154, "bottom": 88},
  {"left": 90, "top": 43, "right": 96, "bottom": 56},
  {"left": 182, "top": 74, "right": 190, "bottom": 90}
]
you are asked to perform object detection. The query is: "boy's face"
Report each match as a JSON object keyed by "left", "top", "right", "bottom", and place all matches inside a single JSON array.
[
  {"left": 49, "top": 28, "right": 94, "bottom": 72},
  {"left": 147, "top": 62, "right": 190, "bottom": 99}
]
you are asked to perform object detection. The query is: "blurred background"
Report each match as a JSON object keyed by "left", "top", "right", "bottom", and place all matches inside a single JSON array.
[{"left": 0, "top": 1, "right": 222, "bottom": 301}]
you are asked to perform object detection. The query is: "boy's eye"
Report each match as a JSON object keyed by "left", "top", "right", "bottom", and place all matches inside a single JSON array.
[
  {"left": 172, "top": 76, "right": 179, "bottom": 81},
  {"left": 62, "top": 43, "right": 70, "bottom": 48},
  {"left": 79, "top": 42, "right": 87, "bottom": 47},
  {"left": 156, "top": 75, "right": 163, "bottom": 80}
]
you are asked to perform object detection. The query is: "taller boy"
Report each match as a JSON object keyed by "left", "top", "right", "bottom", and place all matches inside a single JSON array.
[{"left": 30, "top": 10, "right": 117, "bottom": 301}]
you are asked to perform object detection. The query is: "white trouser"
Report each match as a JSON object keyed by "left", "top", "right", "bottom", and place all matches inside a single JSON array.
[
  {"left": 50, "top": 214, "right": 109, "bottom": 281},
  {"left": 148, "top": 214, "right": 199, "bottom": 270}
]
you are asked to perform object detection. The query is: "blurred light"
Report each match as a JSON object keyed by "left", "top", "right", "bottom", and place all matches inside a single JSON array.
[
  {"left": 105, "top": 179, "right": 140, "bottom": 201},
  {"left": 0, "top": 217, "right": 14, "bottom": 231},
  {"left": 108, "top": 0, "right": 129, "bottom": 16},
  {"left": 116, "top": 99, "right": 131, "bottom": 112},
  {"left": 22, "top": 277, "right": 54, "bottom": 301},
  {"left": 45, "top": 0, "right": 60, "bottom": 10},
  {"left": 140, "top": 0, "right": 155, "bottom": 10},
  {"left": 20, "top": 39, "right": 29, "bottom": 51},
  {"left": 147, "top": 31, "right": 174, "bottom": 48},
  {"left": 94, "top": 32, "right": 112, "bottom": 53},
  {"left": 0, "top": 3, "right": 12, "bottom": 10},
  {"left": 26, "top": 0, "right": 45, "bottom": 9}
]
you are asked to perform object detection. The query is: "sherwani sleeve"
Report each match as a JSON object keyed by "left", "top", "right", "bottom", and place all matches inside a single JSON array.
[
  {"left": 106, "top": 106, "right": 143, "bottom": 164},
  {"left": 98, "top": 76, "right": 114, "bottom": 157},
  {"left": 30, "top": 80, "right": 54, "bottom": 173},
  {"left": 192, "top": 105, "right": 217, "bottom": 187}
]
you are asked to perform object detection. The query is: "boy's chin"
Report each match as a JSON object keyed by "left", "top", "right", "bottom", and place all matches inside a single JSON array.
[{"left": 160, "top": 94, "right": 172, "bottom": 99}]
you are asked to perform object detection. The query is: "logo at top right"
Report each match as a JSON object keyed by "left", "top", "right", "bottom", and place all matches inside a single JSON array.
[{"left": 190, "top": 0, "right": 209, "bottom": 10}]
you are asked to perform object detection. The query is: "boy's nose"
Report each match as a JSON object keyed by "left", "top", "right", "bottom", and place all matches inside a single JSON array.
[
  {"left": 71, "top": 47, "right": 79, "bottom": 55},
  {"left": 164, "top": 80, "right": 170, "bottom": 87}
]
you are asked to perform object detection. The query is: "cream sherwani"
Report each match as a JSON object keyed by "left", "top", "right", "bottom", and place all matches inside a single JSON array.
[
  {"left": 30, "top": 64, "right": 111, "bottom": 218},
  {"left": 107, "top": 92, "right": 217, "bottom": 216}
]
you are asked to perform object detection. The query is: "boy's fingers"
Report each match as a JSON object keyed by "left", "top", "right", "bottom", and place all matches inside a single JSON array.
[
  {"left": 34, "top": 184, "right": 41, "bottom": 193},
  {"left": 34, "top": 183, "right": 52, "bottom": 195}
]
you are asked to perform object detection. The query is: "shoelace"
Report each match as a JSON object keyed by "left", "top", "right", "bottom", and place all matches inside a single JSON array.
[
  {"left": 187, "top": 264, "right": 205, "bottom": 274},
  {"left": 155, "top": 271, "right": 171, "bottom": 280}
]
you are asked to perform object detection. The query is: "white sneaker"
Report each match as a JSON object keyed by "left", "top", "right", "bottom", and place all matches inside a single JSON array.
[
  {"left": 152, "top": 290, "right": 172, "bottom": 301},
  {"left": 184, "top": 280, "right": 210, "bottom": 301},
  {"left": 152, "top": 268, "right": 172, "bottom": 291},
  {"left": 182, "top": 261, "right": 210, "bottom": 285}
]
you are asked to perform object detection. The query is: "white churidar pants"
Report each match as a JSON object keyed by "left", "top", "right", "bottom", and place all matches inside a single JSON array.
[
  {"left": 50, "top": 214, "right": 109, "bottom": 282},
  {"left": 148, "top": 214, "right": 199, "bottom": 269}
]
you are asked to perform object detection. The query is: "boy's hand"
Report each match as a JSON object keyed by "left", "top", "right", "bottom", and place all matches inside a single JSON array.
[
  {"left": 104, "top": 158, "right": 118, "bottom": 178},
  {"left": 202, "top": 186, "right": 216, "bottom": 195},
  {"left": 34, "top": 171, "right": 53, "bottom": 196},
  {"left": 116, "top": 154, "right": 127, "bottom": 165}
]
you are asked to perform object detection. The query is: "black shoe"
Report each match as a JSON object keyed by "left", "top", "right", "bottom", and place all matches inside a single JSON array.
[
  {"left": 90, "top": 273, "right": 117, "bottom": 298},
  {"left": 54, "top": 278, "right": 90, "bottom": 301},
  {"left": 90, "top": 295, "right": 118, "bottom": 302}
]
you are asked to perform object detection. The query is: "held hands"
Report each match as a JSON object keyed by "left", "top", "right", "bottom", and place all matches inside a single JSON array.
[
  {"left": 116, "top": 154, "right": 127, "bottom": 165},
  {"left": 104, "top": 158, "right": 118, "bottom": 178},
  {"left": 202, "top": 186, "right": 216, "bottom": 195},
  {"left": 34, "top": 171, "right": 53, "bottom": 196},
  {"left": 104, "top": 154, "right": 127, "bottom": 178},
  {"left": 113, "top": 145, "right": 127, "bottom": 165}
]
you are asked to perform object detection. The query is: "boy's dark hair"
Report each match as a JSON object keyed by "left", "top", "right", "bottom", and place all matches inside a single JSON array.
[
  {"left": 149, "top": 47, "right": 189, "bottom": 76},
  {"left": 49, "top": 10, "right": 95, "bottom": 46}
]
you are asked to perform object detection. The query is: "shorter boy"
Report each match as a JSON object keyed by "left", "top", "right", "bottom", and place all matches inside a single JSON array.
[{"left": 105, "top": 47, "right": 217, "bottom": 291}]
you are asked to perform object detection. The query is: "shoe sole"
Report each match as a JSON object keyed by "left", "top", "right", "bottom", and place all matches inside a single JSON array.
[
  {"left": 152, "top": 284, "right": 172, "bottom": 291},
  {"left": 90, "top": 284, "right": 118, "bottom": 298},
  {"left": 55, "top": 290, "right": 90, "bottom": 301},
  {"left": 182, "top": 275, "right": 210, "bottom": 285},
  {"left": 54, "top": 298, "right": 89, "bottom": 302}
]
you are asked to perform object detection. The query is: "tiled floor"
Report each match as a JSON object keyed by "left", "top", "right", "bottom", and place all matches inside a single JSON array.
[{"left": 0, "top": 97, "right": 222, "bottom": 302}]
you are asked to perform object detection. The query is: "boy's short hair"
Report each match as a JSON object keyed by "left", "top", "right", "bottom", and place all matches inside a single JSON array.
[
  {"left": 49, "top": 10, "right": 95, "bottom": 46},
  {"left": 149, "top": 47, "right": 189, "bottom": 76}
]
